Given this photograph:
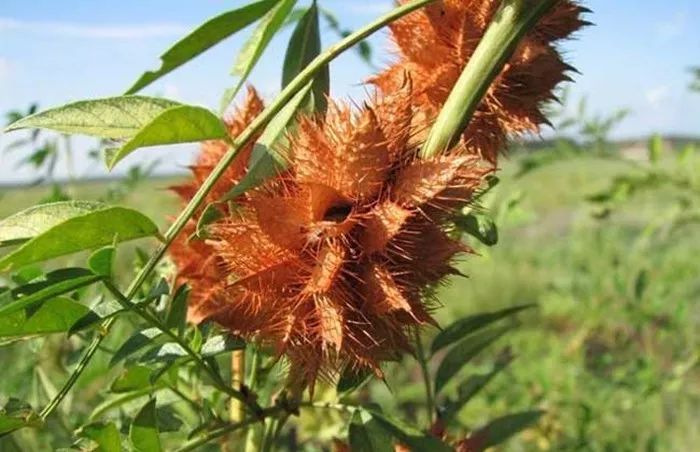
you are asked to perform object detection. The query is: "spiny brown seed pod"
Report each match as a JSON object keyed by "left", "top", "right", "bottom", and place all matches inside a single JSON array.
[
  {"left": 169, "top": 86, "right": 264, "bottom": 322},
  {"left": 370, "top": 0, "right": 589, "bottom": 164},
  {"left": 186, "top": 82, "right": 490, "bottom": 385}
]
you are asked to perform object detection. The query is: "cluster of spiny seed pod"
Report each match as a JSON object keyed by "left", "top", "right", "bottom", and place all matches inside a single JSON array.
[
  {"left": 170, "top": 0, "right": 586, "bottom": 386},
  {"left": 371, "top": 0, "right": 589, "bottom": 164}
]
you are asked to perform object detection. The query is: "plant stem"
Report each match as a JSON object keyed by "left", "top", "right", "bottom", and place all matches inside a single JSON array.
[
  {"left": 300, "top": 401, "right": 360, "bottom": 414},
  {"left": 38, "top": 0, "right": 436, "bottom": 424},
  {"left": 414, "top": 328, "right": 435, "bottom": 423},
  {"left": 230, "top": 350, "right": 245, "bottom": 422},
  {"left": 176, "top": 406, "right": 286, "bottom": 452},
  {"left": 244, "top": 348, "right": 262, "bottom": 452},
  {"left": 421, "top": 0, "right": 558, "bottom": 158}
]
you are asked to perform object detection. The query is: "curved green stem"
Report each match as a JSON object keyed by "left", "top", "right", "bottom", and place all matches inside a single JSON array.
[
  {"left": 39, "top": 0, "right": 436, "bottom": 424},
  {"left": 421, "top": 0, "right": 559, "bottom": 158}
]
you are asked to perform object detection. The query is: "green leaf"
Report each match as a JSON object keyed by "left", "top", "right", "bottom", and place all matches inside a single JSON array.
[
  {"left": 89, "top": 246, "right": 116, "bottom": 278},
  {"left": 434, "top": 327, "right": 510, "bottom": 395},
  {"left": 467, "top": 410, "right": 544, "bottom": 450},
  {"left": 139, "top": 342, "right": 189, "bottom": 363},
  {"left": 337, "top": 366, "right": 373, "bottom": 396},
  {"left": 126, "top": 0, "right": 278, "bottom": 94},
  {"left": 194, "top": 204, "right": 224, "bottom": 239},
  {"left": 3, "top": 96, "right": 180, "bottom": 139},
  {"left": 77, "top": 422, "right": 121, "bottom": 452},
  {"left": 0, "top": 269, "right": 102, "bottom": 317},
  {"left": 90, "top": 388, "right": 156, "bottom": 422},
  {"left": 0, "top": 399, "right": 43, "bottom": 435},
  {"left": 200, "top": 334, "right": 246, "bottom": 357},
  {"left": 221, "top": 82, "right": 313, "bottom": 202},
  {"left": 0, "top": 296, "right": 91, "bottom": 338},
  {"left": 634, "top": 269, "right": 648, "bottom": 301},
  {"left": 110, "top": 327, "right": 164, "bottom": 367},
  {"left": 282, "top": 2, "right": 329, "bottom": 113},
  {"left": 165, "top": 284, "right": 190, "bottom": 336},
  {"left": 442, "top": 352, "right": 513, "bottom": 425},
  {"left": 69, "top": 298, "right": 125, "bottom": 335},
  {"left": 221, "top": 0, "right": 298, "bottom": 112},
  {"left": 431, "top": 304, "right": 535, "bottom": 354},
  {"left": 454, "top": 213, "right": 499, "bottom": 246},
  {"left": 155, "top": 405, "right": 184, "bottom": 433},
  {"left": 349, "top": 411, "right": 393, "bottom": 452},
  {"left": 363, "top": 409, "right": 452, "bottom": 452},
  {"left": 0, "top": 201, "right": 103, "bottom": 248},
  {"left": 110, "top": 366, "right": 156, "bottom": 393},
  {"left": 130, "top": 399, "right": 162, "bottom": 452},
  {"left": 105, "top": 105, "right": 228, "bottom": 170},
  {"left": 319, "top": 7, "right": 373, "bottom": 65},
  {"left": 0, "top": 206, "right": 159, "bottom": 271}
]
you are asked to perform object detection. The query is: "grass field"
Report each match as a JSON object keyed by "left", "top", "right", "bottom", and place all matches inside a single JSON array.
[{"left": 1, "top": 150, "right": 698, "bottom": 450}]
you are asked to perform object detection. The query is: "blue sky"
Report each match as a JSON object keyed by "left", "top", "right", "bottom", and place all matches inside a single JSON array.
[{"left": 1, "top": 0, "right": 699, "bottom": 183}]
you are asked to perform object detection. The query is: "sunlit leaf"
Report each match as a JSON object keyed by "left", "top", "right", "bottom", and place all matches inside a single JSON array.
[
  {"left": 0, "top": 269, "right": 102, "bottom": 317},
  {"left": 434, "top": 327, "right": 510, "bottom": 395},
  {"left": 110, "top": 366, "right": 156, "bottom": 393},
  {"left": 77, "top": 422, "right": 121, "bottom": 452},
  {"left": 0, "top": 201, "right": 103, "bottom": 248},
  {"left": 88, "top": 246, "right": 116, "bottom": 279},
  {"left": 221, "top": 0, "right": 298, "bottom": 111},
  {"left": 282, "top": 2, "right": 329, "bottom": 113},
  {"left": 90, "top": 389, "right": 156, "bottom": 422},
  {"left": 3, "top": 96, "right": 180, "bottom": 139},
  {"left": 130, "top": 399, "right": 162, "bottom": 452},
  {"left": 0, "top": 206, "right": 159, "bottom": 271},
  {"left": 0, "top": 399, "right": 43, "bottom": 435},
  {"left": 110, "top": 328, "right": 164, "bottom": 367},
  {"left": 431, "top": 304, "right": 534, "bottom": 354},
  {"left": 105, "top": 105, "right": 228, "bottom": 170},
  {"left": 126, "top": 0, "right": 278, "bottom": 94},
  {"left": 0, "top": 296, "right": 91, "bottom": 338},
  {"left": 200, "top": 334, "right": 246, "bottom": 357},
  {"left": 69, "top": 298, "right": 125, "bottom": 335},
  {"left": 139, "top": 342, "right": 189, "bottom": 363}
]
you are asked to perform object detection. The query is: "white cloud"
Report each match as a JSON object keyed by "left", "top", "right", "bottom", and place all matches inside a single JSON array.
[
  {"left": 645, "top": 85, "right": 670, "bottom": 109},
  {"left": 0, "top": 17, "right": 188, "bottom": 39},
  {"left": 654, "top": 11, "right": 687, "bottom": 42},
  {"left": 0, "top": 57, "right": 12, "bottom": 80}
]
